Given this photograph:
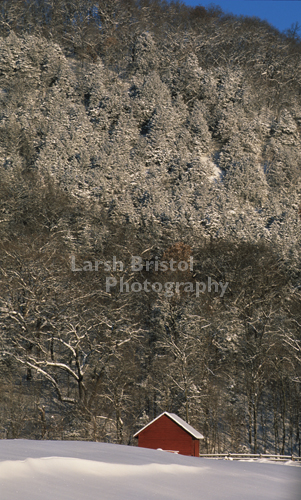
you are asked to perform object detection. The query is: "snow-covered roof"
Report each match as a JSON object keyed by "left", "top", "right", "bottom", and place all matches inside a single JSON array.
[{"left": 133, "top": 412, "right": 204, "bottom": 439}]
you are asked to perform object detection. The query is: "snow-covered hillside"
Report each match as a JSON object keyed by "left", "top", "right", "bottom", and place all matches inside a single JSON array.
[
  {"left": 0, "top": 440, "right": 300, "bottom": 500},
  {"left": 1, "top": 2, "right": 301, "bottom": 465}
]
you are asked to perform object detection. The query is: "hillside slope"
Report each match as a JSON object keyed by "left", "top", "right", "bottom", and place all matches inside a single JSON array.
[{"left": 0, "top": 1, "right": 300, "bottom": 456}]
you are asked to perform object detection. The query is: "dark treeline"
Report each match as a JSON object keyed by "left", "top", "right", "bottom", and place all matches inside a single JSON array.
[{"left": 0, "top": 1, "right": 300, "bottom": 455}]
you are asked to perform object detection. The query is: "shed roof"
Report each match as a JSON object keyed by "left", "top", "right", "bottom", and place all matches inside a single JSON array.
[{"left": 133, "top": 412, "right": 204, "bottom": 440}]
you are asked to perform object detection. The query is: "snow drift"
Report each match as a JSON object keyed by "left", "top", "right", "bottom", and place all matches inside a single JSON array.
[{"left": 0, "top": 440, "right": 300, "bottom": 500}]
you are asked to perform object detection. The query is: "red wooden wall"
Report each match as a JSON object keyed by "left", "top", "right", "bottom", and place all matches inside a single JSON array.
[{"left": 137, "top": 414, "right": 199, "bottom": 457}]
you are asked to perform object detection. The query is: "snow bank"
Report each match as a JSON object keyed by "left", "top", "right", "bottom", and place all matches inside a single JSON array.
[{"left": 0, "top": 440, "right": 300, "bottom": 500}]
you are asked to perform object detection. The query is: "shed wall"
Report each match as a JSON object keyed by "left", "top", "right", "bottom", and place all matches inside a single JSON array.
[{"left": 137, "top": 414, "right": 198, "bottom": 456}]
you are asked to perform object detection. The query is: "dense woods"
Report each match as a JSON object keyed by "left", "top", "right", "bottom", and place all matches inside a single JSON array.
[{"left": 0, "top": 0, "right": 300, "bottom": 455}]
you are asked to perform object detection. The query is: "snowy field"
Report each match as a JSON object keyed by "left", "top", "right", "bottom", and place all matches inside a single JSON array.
[{"left": 0, "top": 440, "right": 300, "bottom": 500}]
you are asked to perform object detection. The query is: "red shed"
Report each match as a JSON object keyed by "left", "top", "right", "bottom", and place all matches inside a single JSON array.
[{"left": 133, "top": 412, "right": 204, "bottom": 457}]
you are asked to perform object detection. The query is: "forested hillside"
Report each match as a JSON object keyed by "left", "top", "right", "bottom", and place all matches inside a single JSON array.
[{"left": 0, "top": 0, "right": 300, "bottom": 455}]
